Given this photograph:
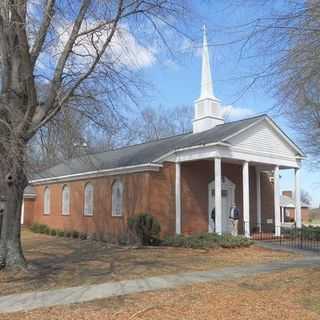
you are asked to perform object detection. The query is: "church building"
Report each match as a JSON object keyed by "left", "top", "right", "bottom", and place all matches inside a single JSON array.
[{"left": 23, "top": 27, "right": 305, "bottom": 239}]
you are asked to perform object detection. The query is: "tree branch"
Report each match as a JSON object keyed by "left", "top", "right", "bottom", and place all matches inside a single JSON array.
[
  {"left": 29, "top": 0, "right": 124, "bottom": 135},
  {"left": 43, "top": 0, "right": 91, "bottom": 117},
  {"left": 30, "top": 0, "right": 56, "bottom": 67}
]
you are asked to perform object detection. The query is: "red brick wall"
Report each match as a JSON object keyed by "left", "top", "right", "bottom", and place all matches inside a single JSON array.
[
  {"left": 23, "top": 198, "right": 35, "bottom": 226},
  {"left": 27, "top": 161, "right": 275, "bottom": 238},
  {"left": 148, "top": 163, "right": 176, "bottom": 236},
  {"left": 260, "top": 173, "right": 274, "bottom": 224},
  {"left": 286, "top": 207, "right": 310, "bottom": 223},
  {"left": 302, "top": 208, "right": 311, "bottom": 222},
  {"left": 283, "top": 190, "right": 293, "bottom": 198},
  {"left": 180, "top": 160, "right": 210, "bottom": 234},
  {"left": 30, "top": 172, "right": 151, "bottom": 240}
]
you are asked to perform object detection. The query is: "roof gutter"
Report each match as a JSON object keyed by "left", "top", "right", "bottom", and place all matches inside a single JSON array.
[
  {"left": 23, "top": 194, "right": 37, "bottom": 199},
  {"left": 30, "top": 163, "right": 163, "bottom": 185}
]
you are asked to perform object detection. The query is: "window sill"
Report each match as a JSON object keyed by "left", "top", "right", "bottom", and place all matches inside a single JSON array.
[{"left": 112, "top": 215, "right": 123, "bottom": 218}]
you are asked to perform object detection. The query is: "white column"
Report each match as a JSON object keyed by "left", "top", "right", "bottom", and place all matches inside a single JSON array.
[
  {"left": 175, "top": 162, "right": 181, "bottom": 234},
  {"left": 274, "top": 166, "right": 281, "bottom": 236},
  {"left": 280, "top": 207, "right": 284, "bottom": 224},
  {"left": 214, "top": 157, "right": 222, "bottom": 235},
  {"left": 256, "top": 168, "right": 261, "bottom": 232},
  {"left": 242, "top": 161, "right": 250, "bottom": 237},
  {"left": 21, "top": 200, "right": 24, "bottom": 225},
  {"left": 295, "top": 167, "right": 302, "bottom": 228}
]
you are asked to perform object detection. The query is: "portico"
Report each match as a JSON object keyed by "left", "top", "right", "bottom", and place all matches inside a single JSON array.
[{"left": 174, "top": 158, "right": 302, "bottom": 238}]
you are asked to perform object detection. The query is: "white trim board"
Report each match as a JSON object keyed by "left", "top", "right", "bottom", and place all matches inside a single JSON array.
[
  {"left": 23, "top": 194, "right": 36, "bottom": 199},
  {"left": 30, "top": 163, "right": 162, "bottom": 185},
  {"left": 174, "top": 144, "right": 300, "bottom": 168},
  {"left": 153, "top": 142, "right": 231, "bottom": 163}
]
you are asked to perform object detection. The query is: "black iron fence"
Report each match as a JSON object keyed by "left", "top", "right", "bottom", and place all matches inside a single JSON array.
[
  {"left": 280, "top": 225, "right": 320, "bottom": 251},
  {"left": 251, "top": 223, "right": 320, "bottom": 251},
  {"left": 240, "top": 222, "right": 320, "bottom": 251},
  {"left": 249, "top": 223, "right": 278, "bottom": 241}
]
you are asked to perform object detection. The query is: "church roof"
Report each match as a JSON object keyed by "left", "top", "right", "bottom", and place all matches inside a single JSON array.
[{"left": 32, "top": 114, "right": 271, "bottom": 181}]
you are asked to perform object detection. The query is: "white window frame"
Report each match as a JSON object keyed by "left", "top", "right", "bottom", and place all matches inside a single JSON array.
[
  {"left": 84, "top": 183, "right": 94, "bottom": 216},
  {"left": 62, "top": 185, "right": 70, "bottom": 216},
  {"left": 44, "top": 187, "right": 50, "bottom": 215},
  {"left": 112, "top": 179, "right": 124, "bottom": 217}
]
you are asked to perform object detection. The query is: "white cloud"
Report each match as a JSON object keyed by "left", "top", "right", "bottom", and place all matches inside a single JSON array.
[
  {"left": 53, "top": 22, "right": 156, "bottom": 71},
  {"left": 221, "top": 105, "right": 254, "bottom": 121},
  {"left": 111, "top": 27, "right": 156, "bottom": 70},
  {"left": 179, "top": 38, "right": 202, "bottom": 57}
]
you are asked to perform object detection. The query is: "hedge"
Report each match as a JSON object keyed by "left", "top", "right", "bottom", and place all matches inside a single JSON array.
[
  {"left": 30, "top": 223, "right": 84, "bottom": 240},
  {"left": 162, "top": 233, "right": 253, "bottom": 249}
]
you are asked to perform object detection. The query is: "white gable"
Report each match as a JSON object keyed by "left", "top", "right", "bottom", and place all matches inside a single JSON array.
[{"left": 228, "top": 120, "right": 298, "bottom": 158}]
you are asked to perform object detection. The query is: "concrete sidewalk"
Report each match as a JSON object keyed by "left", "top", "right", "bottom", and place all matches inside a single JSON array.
[{"left": 0, "top": 256, "right": 320, "bottom": 314}]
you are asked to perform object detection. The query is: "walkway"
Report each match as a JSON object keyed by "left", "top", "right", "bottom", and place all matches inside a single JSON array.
[{"left": 1, "top": 256, "right": 320, "bottom": 314}]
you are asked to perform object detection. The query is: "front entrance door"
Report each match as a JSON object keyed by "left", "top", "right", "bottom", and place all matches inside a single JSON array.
[{"left": 208, "top": 177, "right": 236, "bottom": 234}]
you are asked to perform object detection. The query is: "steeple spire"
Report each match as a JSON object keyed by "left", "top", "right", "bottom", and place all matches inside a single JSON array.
[
  {"left": 200, "top": 25, "right": 214, "bottom": 99},
  {"left": 192, "top": 25, "right": 224, "bottom": 133}
]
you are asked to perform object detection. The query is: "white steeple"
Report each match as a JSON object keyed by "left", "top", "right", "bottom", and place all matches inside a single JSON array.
[
  {"left": 193, "top": 25, "right": 224, "bottom": 133},
  {"left": 200, "top": 25, "right": 215, "bottom": 99}
]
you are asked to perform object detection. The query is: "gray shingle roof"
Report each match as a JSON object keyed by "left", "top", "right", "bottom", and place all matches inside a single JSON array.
[{"left": 32, "top": 115, "right": 271, "bottom": 180}]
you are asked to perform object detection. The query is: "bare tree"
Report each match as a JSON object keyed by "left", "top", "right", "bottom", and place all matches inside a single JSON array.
[
  {"left": 0, "top": 0, "right": 192, "bottom": 269},
  {"left": 29, "top": 108, "right": 89, "bottom": 170},
  {"left": 130, "top": 104, "right": 193, "bottom": 142},
  {"left": 28, "top": 100, "right": 126, "bottom": 171},
  {"left": 221, "top": 1, "right": 320, "bottom": 165},
  {"left": 301, "top": 189, "right": 312, "bottom": 206}
]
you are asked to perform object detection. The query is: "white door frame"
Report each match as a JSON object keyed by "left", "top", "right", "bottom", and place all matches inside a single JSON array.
[{"left": 208, "top": 176, "right": 236, "bottom": 233}]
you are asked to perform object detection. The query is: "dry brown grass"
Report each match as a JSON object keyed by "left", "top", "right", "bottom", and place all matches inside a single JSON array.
[
  {"left": 0, "top": 229, "right": 300, "bottom": 297},
  {"left": 2, "top": 267, "right": 320, "bottom": 320}
]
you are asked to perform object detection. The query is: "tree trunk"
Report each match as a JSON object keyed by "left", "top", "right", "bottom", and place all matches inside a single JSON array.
[{"left": 0, "top": 163, "right": 27, "bottom": 270}]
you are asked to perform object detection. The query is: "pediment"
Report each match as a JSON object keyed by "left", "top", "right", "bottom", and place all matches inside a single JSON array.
[{"left": 227, "top": 119, "right": 301, "bottom": 158}]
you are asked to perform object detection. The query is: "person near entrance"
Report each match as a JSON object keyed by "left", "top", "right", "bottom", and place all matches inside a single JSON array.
[
  {"left": 211, "top": 207, "right": 215, "bottom": 232},
  {"left": 229, "top": 204, "right": 240, "bottom": 236}
]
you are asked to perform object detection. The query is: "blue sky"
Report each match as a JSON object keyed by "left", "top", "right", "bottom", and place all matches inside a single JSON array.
[{"left": 134, "top": 1, "right": 320, "bottom": 207}]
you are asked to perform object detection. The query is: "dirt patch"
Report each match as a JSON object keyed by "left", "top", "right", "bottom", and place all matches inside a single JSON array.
[{"left": 0, "top": 229, "right": 301, "bottom": 296}]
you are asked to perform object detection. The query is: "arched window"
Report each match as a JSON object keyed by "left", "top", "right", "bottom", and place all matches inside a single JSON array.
[
  {"left": 112, "top": 179, "right": 123, "bottom": 216},
  {"left": 62, "top": 185, "right": 70, "bottom": 215},
  {"left": 84, "top": 183, "right": 94, "bottom": 216},
  {"left": 44, "top": 187, "right": 50, "bottom": 215}
]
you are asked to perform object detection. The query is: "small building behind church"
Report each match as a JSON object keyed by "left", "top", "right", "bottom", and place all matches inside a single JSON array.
[
  {"left": 23, "top": 28, "right": 305, "bottom": 240},
  {"left": 280, "top": 191, "right": 310, "bottom": 224}
]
